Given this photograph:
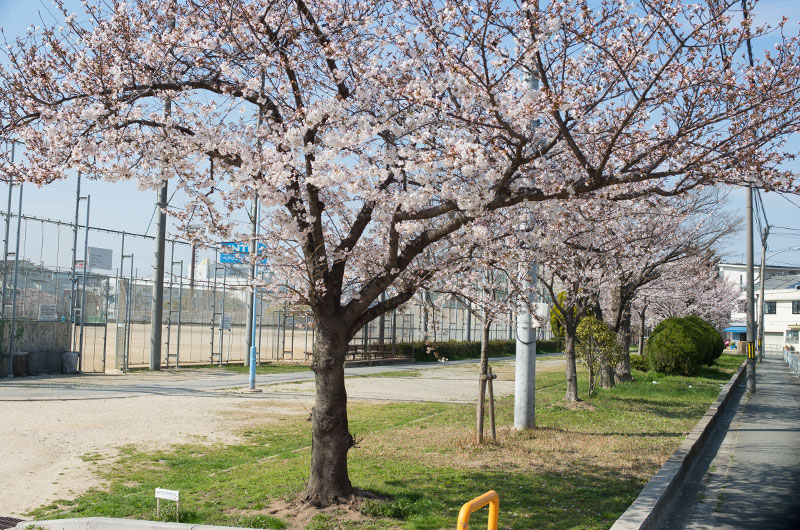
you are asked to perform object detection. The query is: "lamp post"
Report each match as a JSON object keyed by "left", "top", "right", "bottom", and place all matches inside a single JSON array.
[{"left": 248, "top": 197, "right": 261, "bottom": 392}]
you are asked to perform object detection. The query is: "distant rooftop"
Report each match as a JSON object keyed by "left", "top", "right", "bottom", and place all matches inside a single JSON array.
[
  {"left": 720, "top": 262, "right": 800, "bottom": 270},
  {"left": 760, "top": 273, "right": 800, "bottom": 291}
]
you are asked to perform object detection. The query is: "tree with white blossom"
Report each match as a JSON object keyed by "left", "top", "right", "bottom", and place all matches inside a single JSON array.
[{"left": 2, "top": 0, "right": 799, "bottom": 505}]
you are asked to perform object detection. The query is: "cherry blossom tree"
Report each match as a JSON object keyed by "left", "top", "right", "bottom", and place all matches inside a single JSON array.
[
  {"left": 2, "top": 0, "right": 799, "bottom": 505},
  {"left": 596, "top": 190, "right": 738, "bottom": 382}
]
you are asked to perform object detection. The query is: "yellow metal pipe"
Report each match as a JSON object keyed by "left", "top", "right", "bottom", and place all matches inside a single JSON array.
[{"left": 456, "top": 490, "right": 499, "bottom": 530}]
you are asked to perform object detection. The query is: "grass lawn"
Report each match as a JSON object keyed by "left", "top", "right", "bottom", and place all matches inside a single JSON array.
[
  {"left": 29, "top": 355, "right": 743, "bottom": 529},
  {"left": 194, "top": 363, "right": 312, "bottom": 375}
]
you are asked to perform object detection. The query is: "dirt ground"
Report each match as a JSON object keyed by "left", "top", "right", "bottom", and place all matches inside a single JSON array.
[
  {"left": 0, "top": 358, "right": 563, "bottom": 520},
  {"left": 78, "top": 323, "right": 317, "bottom": 373}
]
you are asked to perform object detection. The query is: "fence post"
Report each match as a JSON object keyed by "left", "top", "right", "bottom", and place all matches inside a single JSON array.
[{"left": 7, "top": 182, "right": 23, "bottom": 377}]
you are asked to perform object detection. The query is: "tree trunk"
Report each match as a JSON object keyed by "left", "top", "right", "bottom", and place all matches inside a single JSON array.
[
  {"left": 476, "top": 321, "right": 491, "bottom": 443},
  {"left": 599, "top": 361, "right": 614, "bottom": 389},
  {"left": 637, "top": 306, "right": 647, "bottom": 358},
  {"left": 565, "top": 330, "right": 579, "bottom": 401},
  {"left": 302, "top": 321, "right": 354, "bottom": 507},
  {"left": 616, "top": 311, "right": 633, "bottom": 382}
]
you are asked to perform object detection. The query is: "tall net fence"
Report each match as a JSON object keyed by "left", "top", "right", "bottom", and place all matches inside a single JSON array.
[{"left": 1, "top": 183, "right": 547, "bottom": 373}]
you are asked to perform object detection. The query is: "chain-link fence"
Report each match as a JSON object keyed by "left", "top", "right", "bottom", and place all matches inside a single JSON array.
[{"left": 1, "top": 181, "right": 545, "bottom": 373}]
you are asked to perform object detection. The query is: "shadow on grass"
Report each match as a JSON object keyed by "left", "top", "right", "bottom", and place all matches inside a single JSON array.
[{"left": 354, "top": 463, "right": 641, "bottom": 529}]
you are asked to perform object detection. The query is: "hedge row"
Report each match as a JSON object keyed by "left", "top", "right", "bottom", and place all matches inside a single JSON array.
[
  {"left": 646, "top": 316, "right": 724, "bottom": 375},
  {"left": 397, "top": 338, "right": 563, "bottom": 362}
]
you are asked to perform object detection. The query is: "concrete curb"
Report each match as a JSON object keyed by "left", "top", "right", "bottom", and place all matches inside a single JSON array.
[
  {"left": 611, "top": 360, "right": 747, "bottom": 530},
  {"left": 14, "top": 517, "right": 262, "bottom": 530}
]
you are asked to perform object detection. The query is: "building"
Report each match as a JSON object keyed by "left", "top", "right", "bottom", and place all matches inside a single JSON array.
[
  {"left": 760, "top": 274, "right": 800, "bottom": 350},
  {"left": 723, "top": 272, "right": 800, "bottom": 351},
  {"left": 718, "top": 261, "right": 800, "bottom": 292}
]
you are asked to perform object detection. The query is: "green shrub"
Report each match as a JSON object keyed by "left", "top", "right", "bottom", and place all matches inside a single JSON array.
[
  {"left": 397, "top": 337, "right": 563, "bottom": 362},
  {"left": 537, "top": 337, "right": 564, "bottom": 354},
  {"left": 646, "top": 317, "right": 705, "bottom": 375},
  {"left": 629, "top": 353, "right": 648, "bottom": 372},
  {"left": 682, "top": 317, "right": 714, "bottom": 365},
  {"left": 685, "top": 315, "right": 724, "bottom": 363}
]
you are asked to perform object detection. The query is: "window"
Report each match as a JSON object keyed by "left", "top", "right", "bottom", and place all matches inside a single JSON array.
[
  {"left": 765, "top": 302, "right": 776, "bottom": 315},
  {"left": 793, "top": 301, "right": 800, "bottom": 314},
  {"left": 787, "top": 330, "right": 800, "bottom": 345}
]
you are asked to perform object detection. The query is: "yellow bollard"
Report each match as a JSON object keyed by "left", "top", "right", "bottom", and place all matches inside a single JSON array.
[{"left": 456, "top": 490, "right": 499, "bottom": 530}]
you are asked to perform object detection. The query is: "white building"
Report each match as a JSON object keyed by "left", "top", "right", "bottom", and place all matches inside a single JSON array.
[
  {"left": 760, "top": 274, "right": 800, "bottom": 350},
  {"left": 719, "top": 261, "right": 800, "bottom": 327}
]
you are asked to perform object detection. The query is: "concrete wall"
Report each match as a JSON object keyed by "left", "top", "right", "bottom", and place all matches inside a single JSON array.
[{"left": 0, "top": 320, "right": 71, "bottom": 376}]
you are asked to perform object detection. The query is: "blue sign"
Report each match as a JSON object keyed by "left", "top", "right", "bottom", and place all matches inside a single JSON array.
[{"left": 220, "top": 242, "right": 267, "bottom": 264}]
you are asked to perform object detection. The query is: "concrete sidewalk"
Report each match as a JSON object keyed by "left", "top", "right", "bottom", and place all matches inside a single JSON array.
[{"left": 664, "top": 356, "right": 800, "bottom": 529}]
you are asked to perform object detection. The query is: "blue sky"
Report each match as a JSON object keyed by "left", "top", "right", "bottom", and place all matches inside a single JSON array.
[{"left": 0, "top": 0, "right": 798, "bottom": 270}]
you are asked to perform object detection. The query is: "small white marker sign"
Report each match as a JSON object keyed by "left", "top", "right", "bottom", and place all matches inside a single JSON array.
[
  {"left": 155, "top": 488, "right": 179, "bottom": 502},
  {"left": 155, "top": 488, "right": 180, "bottom": 522}
]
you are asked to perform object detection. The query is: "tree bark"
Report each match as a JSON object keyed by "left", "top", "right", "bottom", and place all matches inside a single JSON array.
[
  {"left": 302, "top": 321, "right": 354, "bottom": 506},
  {"left": 638, "top": 306, "right": 647, "bottom": 358},
  {"left": 616, "top": 311, "right": 633, "bottom": 382},
  {"left": 599, "top": 361, "right": 615, "bottom": 389},
  {"left": 565, "top": 330, "right": 579, "bottom": 401}
]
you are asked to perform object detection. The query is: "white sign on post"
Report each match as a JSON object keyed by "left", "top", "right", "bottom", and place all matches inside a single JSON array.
[
  {"left": 38, "top": 304, "right": 57, "bottom": 322},
  {"left": 155, "top": 488, "right": 180, "bottom": 522},
  {"left": 221, "top": 315, "right": 232, "bottom": 330},
  {"left": 88, "top": 247, "right": 113, "bottom": 270}
]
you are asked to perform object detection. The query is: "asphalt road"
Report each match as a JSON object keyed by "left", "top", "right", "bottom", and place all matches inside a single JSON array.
[
  {"left": 661, "top": 356, "right": 800, "bottom": 529},
  {"left": 0, "top": 355, "right": 524, "bottom": 401}
]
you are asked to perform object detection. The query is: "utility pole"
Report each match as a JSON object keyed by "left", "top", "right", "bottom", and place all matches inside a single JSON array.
[
  {"left": 514, "top": 38, "right": 538, "bottom": 430},
  {"left": 150, "top": 96, "right": 171, "bottom": 371},
  {"left": 745, "top": 187, "right": 756, "bottom": 392},
  {"left": 742, "top": 0, "right": 757, "bottom": 392},
  {"left": 757, "top": 226, "right": 769, "bottom": 362}
]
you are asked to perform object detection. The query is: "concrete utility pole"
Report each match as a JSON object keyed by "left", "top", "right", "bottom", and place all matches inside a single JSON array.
[
  {"left": 745, "top": 187, "right": 756, "bottom": 392},
  {"left": 757, "top": 226, "right": 768, "bottom": 362},
  {"left": 150, "top": 97, "right": 170, "bottom": 371},
  {"left": 514, "top": 263, "right": 537, "bottom": 429},
  {"left": 514, "top": 45, "right": 538, "bottom": 430}
]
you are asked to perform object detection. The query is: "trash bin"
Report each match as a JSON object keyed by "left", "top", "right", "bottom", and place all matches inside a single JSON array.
[{"left": 62, "top": 351, "right": 79, "bottom": 374}]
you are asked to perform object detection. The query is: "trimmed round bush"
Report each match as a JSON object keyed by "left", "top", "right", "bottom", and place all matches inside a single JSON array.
[
  {"left": 682, "top": 316, "right": 714, "bottom": 365},
  {"left": 685, "top": 315, "right": 724, "bottom": 364},
  {"left": 646, "top": 317, "right": 705, "bottom": 375}
]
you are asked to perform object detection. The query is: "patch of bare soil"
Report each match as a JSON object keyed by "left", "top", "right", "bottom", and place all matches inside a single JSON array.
[
  {"left": 548, "top": 399, "right": 597, "bottom": 411},
  {"left": 258, "top": 491, "right": 390, "bottom": 530},
  {"left": 0, "top": 395, "right": 309, "bottom": 518}
]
